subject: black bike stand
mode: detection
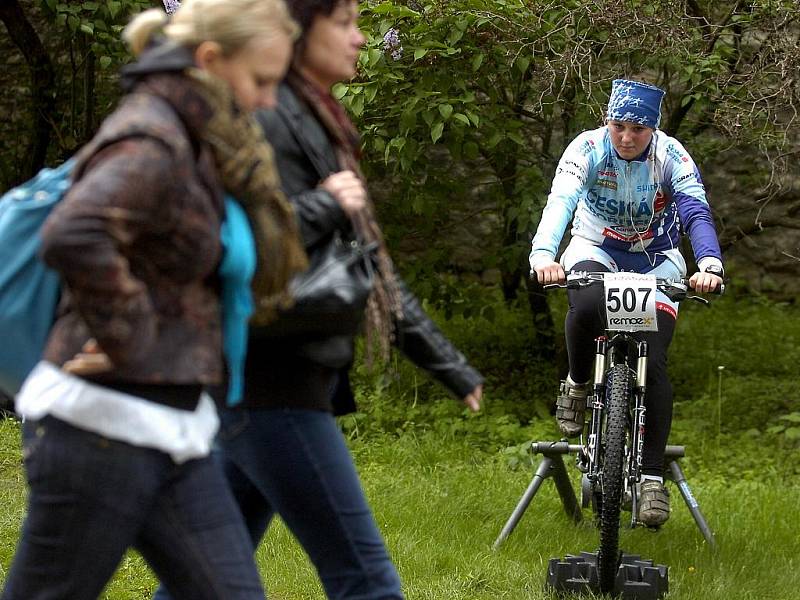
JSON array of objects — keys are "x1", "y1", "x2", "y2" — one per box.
[
  {"x1": 545, "y1": 551, "x2": 669, "y2": 599},
  {"x1": 492, "y1": 441, "x2": 717, "y2": 550}
]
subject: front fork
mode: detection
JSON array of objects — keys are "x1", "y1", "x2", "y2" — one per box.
[
  {"x1": 582, "y1": 336, "x2": 649, "y2": 525},
  {"x1": 585, "y1": 337, "x2": 608, "y2": 483},
  {"x1": 629, "y1": 340, "x2": 648, "y2": 525}
]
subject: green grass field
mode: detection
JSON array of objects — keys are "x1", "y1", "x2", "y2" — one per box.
[
  {"x1": 1, "y1": 418, "x2": 799, "y2": 599},
  {"x1": 1, "y1": 293, "x2": 799, "y2": 598}
]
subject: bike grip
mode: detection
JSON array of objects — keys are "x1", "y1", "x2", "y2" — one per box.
[
  {"x1": 683, "y1": 278, "x2": 726, "y2": 295},
  {"x1": 696, "y1": 281, "x2": 725, "y2": 295}
]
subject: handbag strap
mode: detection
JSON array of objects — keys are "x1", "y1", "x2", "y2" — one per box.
[{"x1": 276, "y1": 97, "x2": 335, "y2": 182}]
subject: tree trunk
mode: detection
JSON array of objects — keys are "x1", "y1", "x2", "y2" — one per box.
[
  {"x1": 0, "y1": 0, "x2": 56, "y2": 183},
  {"x1": 80, "y1": 32, "x2": 96, "y2": 144},
  {"x1": 523, "y1": 273, "x2": 561, "y2": 362}
]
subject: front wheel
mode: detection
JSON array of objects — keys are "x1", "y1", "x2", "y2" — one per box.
[{"x1": 597, "y1": 363, "x2": 631, "y2": 593}]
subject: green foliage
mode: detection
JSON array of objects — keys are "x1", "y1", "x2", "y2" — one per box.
[
  {"x1": 764, "y1": 412, "x2": 800, "y2": 447},
  {"x1": 42, "y1": 0, "x2": 149, "y2": 70},
  {"x1": 669, "y1": 295, "x2": 800, "y2": 456},
  {"x1": 340, "y1": 0, "x2": 800, "y2": 315},
  {"x1": 344, "y1": 1, "x2": 560, "y2": 304},
  {"x1": 347, "y1": 289, "x2": 560, "y2": 435},
  {"x1": 33, "y1": 0, "x2": 151, "y2": 156}
]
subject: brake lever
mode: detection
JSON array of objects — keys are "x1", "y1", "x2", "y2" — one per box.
[{"x1": 687, "y1": 294, "x2": 710, "y2": 306}]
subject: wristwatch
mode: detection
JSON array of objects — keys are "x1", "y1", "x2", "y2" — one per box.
[{"x1": 703, "y1": 264, "x2": 724, "y2": 278}]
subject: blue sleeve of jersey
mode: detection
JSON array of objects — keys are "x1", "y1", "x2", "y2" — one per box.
[{"x1": 667, "y1": 149, "x2": 722, "y2": 262}]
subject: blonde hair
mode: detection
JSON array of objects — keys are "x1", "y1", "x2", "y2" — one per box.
[{"x1": 124, "y1": 0, "x2": 299, "y2": 57}]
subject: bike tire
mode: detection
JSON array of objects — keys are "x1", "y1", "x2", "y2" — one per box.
[{"x1": 597, "y1": 363, "x2": 631, "y2": 593}]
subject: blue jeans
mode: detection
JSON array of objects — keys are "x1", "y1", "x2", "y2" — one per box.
[
  {"x1": 2, "y1": 415, "x2": 264, "y2": 600},
  {"x1": 153, "y1": 408, "x2": 403, "y2": 600}
]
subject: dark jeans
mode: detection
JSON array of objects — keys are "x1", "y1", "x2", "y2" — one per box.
[
  {"x1": 566, "y1": 260, "x2": 676, "y2": 477},
  {"x1": 1, "y1": 415, "x2": 264, "y2": 600},
  {"x1": 153, "y1": 408, "x2": 403, "y2": 600}
]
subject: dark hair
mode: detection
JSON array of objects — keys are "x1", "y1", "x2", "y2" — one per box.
[{"x1": 285, "y1": 0, "x2": 340, "y2": 37}]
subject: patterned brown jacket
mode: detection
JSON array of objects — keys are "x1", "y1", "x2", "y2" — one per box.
[{"x1": 41, "y1": 75, "x2": 226, "y2": 387}]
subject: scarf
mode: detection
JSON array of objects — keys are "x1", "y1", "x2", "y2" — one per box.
[
  {"x1": 286, "y1": 70, "x2": 403, "y2": 361},
  {"x1": 183, "y1": 69, "x2": 308, "y2": 324}
]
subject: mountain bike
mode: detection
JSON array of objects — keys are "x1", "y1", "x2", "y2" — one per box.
[{"x1": 545, "y1": 271, "x2": 722, "y2": 593}]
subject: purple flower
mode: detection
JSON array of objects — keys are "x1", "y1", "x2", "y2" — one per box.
[
  {"x1": 162, "y1": 0, "x2": 181, "y2": 14},
  {"x1": 382, "y1": 27, "x2": 403, "y2": 61}
]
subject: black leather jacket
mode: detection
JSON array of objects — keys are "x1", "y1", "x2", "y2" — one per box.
[
  {"x1": 245, "y1": 84, "x2": 482, "y2": 411},
  {"x1": 241, "y1": 84, "x2": 483, "y2": 413}
]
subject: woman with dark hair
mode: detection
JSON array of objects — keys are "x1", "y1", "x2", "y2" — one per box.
[{"x1": 151, "y1": 1, "x2": 484, "y2": 598}]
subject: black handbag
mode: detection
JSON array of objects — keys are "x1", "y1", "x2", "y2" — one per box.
[{"x1": 257, "y1": 232, "x2": 377, "y2": 337}]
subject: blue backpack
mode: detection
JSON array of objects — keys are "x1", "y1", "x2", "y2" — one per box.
[{"x1": 0, "y1": 160, "x2": 74, "y2": 396}]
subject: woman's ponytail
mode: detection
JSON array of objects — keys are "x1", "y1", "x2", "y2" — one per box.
[{"x1": 123, "y1": 9, "x2": 169, "y2": 56}]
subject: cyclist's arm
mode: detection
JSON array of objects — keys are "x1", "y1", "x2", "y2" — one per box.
[
  {"x1": 529, "y1": 133, "x2": 595, "y2": 271},
  {"x1": 665, "y1": 138, "x2": 724, "y2": 275}
]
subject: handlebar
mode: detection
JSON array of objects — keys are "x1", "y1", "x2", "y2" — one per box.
[{"x1": 543, "y1": 271, "x2": 724, "y2": 304}]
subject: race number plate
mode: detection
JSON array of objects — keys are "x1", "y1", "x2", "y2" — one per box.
[{"x1": 603, "y1": 272, "x2": 658, "y2": 332}]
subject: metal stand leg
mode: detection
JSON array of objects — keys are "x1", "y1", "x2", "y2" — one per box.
[
  {"x1": 494, "y1": 442, "x2": 585, "y2": 550},
  {"x1": 550, "y1": 454, "x2": 582, "y2": 524},
  {"x1": 493, "y1": 456, "x2": 554, "y2": 549},
  {"x1": 667, "y1": 459, "x2": 717, "y2": 550}
]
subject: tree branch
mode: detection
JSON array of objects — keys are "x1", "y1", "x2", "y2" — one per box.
[{"x1": 664, "y1": 0, "x2": 745, "y2": 136}]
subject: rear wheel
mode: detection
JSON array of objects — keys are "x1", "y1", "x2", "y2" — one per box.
[{"x1": 597, "y1": 363, "x2": 631, "y2": 593}]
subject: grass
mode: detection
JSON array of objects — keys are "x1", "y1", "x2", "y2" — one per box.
[
  {"x1": 1, "y1": 293, "x2": 799, "y2": 598},
  {"x1": 1, "y1": 419, "x2": 799, "y2": 599}
]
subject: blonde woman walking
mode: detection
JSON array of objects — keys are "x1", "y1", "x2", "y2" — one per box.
[{"x1": 1, "y1": 1, "x2": 300, "y2": 598}]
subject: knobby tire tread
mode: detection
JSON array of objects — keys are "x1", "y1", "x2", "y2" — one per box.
[{"x1": 597, "y1": 363, "x2": 630, "y2": 593}]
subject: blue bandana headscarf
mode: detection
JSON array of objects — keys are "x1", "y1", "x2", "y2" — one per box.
[{"x1": 606, "y1": 79, "x2": 665, "y2": 129}]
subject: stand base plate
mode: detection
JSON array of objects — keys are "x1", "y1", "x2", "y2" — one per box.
[{"x1": 545, "y1": 551, "x2": 668, "y2": 599}]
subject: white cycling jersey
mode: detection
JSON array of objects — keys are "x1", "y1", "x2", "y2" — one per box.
[{"x1": 530, "y1": 126, "x2": 723, "y2": 274}]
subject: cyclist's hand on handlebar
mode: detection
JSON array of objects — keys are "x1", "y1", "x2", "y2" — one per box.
[
  {"x1": 533, "y1": 261, "x2": 566, "y2": 285},
  {"x1": 689, "y1": 271, "x2": 723, "y2": 294}
]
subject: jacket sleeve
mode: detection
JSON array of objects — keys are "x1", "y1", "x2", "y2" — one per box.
[
  {"x1": 393, "y1": 279, "x2": 484, "y2": 399},
  {"x1": 40, "y1": 138, "x2": 177, "y2": 367},
  {"x1": 290, "y1": 188, "x2": 350, "y2": 249}
]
